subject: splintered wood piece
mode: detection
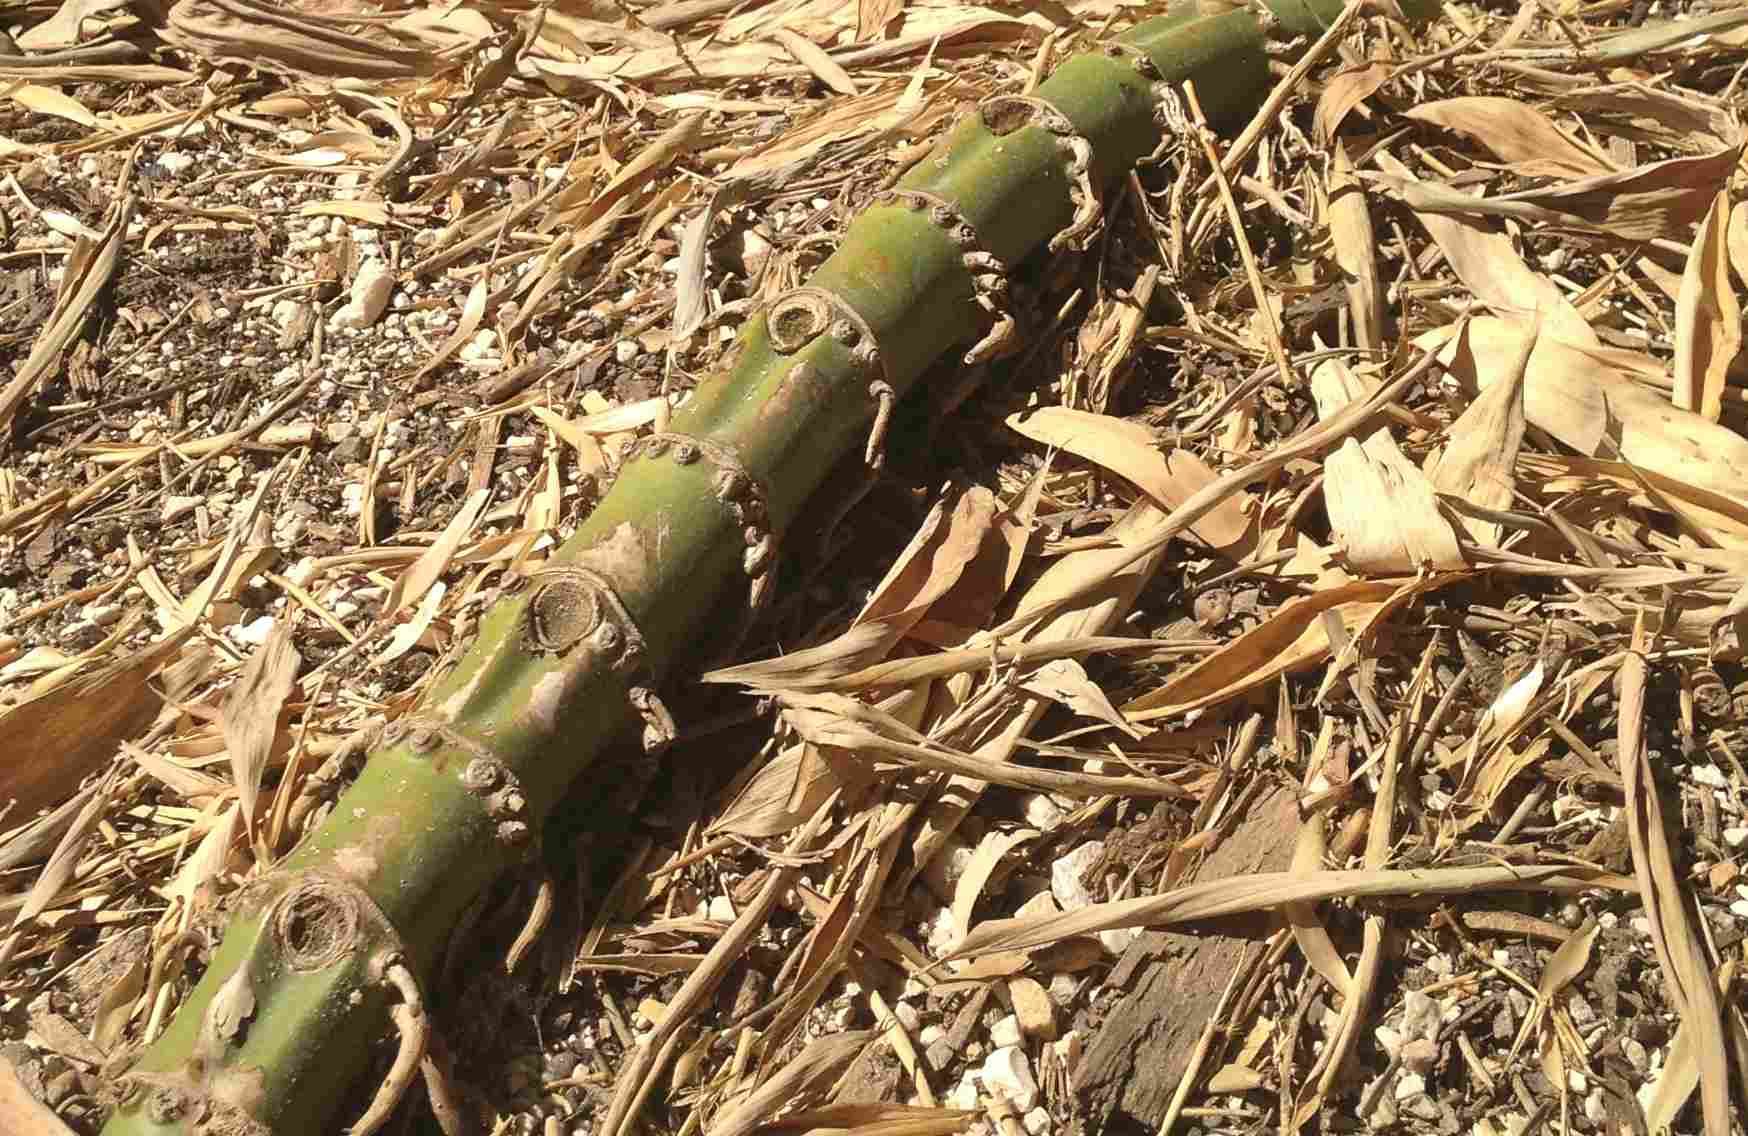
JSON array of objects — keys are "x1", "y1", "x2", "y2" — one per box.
[{"x1": 1072, "y1": 783, "x2": 1298, "y2": 1130}]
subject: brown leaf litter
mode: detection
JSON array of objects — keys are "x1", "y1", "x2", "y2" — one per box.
[{"x1": 5, "y1": 2, "x2": 1748, "y2": 1136}]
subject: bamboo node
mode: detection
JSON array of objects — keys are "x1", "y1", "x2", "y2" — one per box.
[
  {"x1": 623, "y1": 432, "x2": 778, "y2": 606},
  {"x1": 1101, "y1": 39, "x2": 1163, "y2": 79},
  {"x1": 880, "y1": 188, "x2": 1018, "y2": 365},
  {"x1": 275, "y1": 877, "x2": 363, "y2": 972},
  {"x1": 977, "y1": 94, "x2": 1102, "y2": 252}
]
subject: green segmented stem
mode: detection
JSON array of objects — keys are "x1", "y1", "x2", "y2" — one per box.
[{"x1": 102, "y1": 4, "x2": 1420, "y2": 1133}]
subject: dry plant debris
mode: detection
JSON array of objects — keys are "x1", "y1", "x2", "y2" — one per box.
[{"x1": 3, "y1": 1, "x2": 1748, "y2": 1135}]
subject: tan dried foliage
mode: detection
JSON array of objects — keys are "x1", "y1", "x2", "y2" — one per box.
[{"x1": 6, "y1": 2, "x2": 1748, "y2": 1135}]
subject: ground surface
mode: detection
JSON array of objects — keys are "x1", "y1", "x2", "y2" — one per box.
[{"x1": 3, "y1": 1, "x2": 1748, "y2": 1135}]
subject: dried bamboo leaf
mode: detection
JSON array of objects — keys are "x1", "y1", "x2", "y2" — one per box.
[
  {"x1": 0, "y1": 629, "x2": 190, "y2": 821},
  {"x1": 10, "y1": 774, "x2": 110, "y2": 930},
  {"x1": 1123, "y1": 580, "x2": 1403, "y2": 723},
  {"x1": 1404, "y1": 97, "x2": 1616, "y2": 178},
  {"x1": 385, "y1": 488, "x2": 490, "y2": 618},
  {"x1": 1287, "y1": 812, "x2": 1353, "y2": 997},
  {"x1": 707, "y1": 1031, "x2": 875, "y2": 1136},
  {"x1": 1321, "y1": 404, "x2": 1465, "y2": 573},
  {"x1": 1326, "y1": 142, "x2": 1381, "y2": 354},
  {"x1": 1617, "y1": 622, "x2": 1731, "y2": 1136},
  {"x1": 950, "y1": 827, "x2": 1036, "y2": 940},
  {"x1": 1538, "y1": 917, "x2": 1600, "y2": 1002},
  {"x1": 1424, "y1": 317, "x2": 1748, "y2": 499},
  {"x1": 1429, "y1": 318, "x2": 1534, "y2": 549},
  {"x1": 1593, "y1": 6, "x2": 1748, "y2": 62},
  {"x1": 408, "y1": 278, "x2": 488, "y2": 390},
  {"x1": 0, "y1": 193, "x2": 133, "y2": 436},
  {"x1": 9, "y1": 83, "x2": 98, "y2": 127},
  {"x1": 221, "y1": 619, "x2": 300, "y2": 845},
  {"x1": 1313, "y1": 60, "x2": 1390, "y2": 143},
  {"x1": 161, "y1": 0, "x2": 450, "y2": 78},
  {"x1": 857, "y1": 488, "x2": 998, "y2": 631},
  {"x1": 778, "y1": 693, "x2": 1190, "y2": 800},
  {"x1": 1005, "y1": 408, "x2": 1252, "y2": 551},
  {"x1": 162, "y1": 803, "x2": 241, "y2": 910},
  {"x1": 1016, "y1": 658, "x2": 1142, "y2": 738},
  {"x1": 951, "y1": 864, "x2": 1625, "y2": 960},
  {"x1": 1375, "y1": 152, "x2": 1596, "y2": 346},
  {"x1": 1379, "y1": 148, "x2": 1738, "y2": 242},
  {"x1": 1673, "y1": 191, "x2": 1741, "y2": 423}
]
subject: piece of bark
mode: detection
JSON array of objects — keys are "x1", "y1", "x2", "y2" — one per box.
[
  {"x1": 0, "y1": 1048, "x2": 75, "y2": 1136},
  {"x1": 1072, "y1": 782, "x2": 1298, "y2": 1133}
]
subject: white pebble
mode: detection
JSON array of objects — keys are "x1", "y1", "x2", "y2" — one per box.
[
  {"x1": 331, "y1": 261, "x2": 395, "y2": 329},
  {"x1": 982, "y1": 1047, "x2": 1039, "y2": 1111},
  {"x1": 1050, "y1": 843, "x2": 1104, "y2": 912}
]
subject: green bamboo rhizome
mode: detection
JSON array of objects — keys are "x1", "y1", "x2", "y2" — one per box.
[{"x1": 103, "y1": 4, "x2": 1404, "y2": 1133}]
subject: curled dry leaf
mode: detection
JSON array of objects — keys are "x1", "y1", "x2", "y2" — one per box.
[
  {"x1": 1423, "y1": 318, "x2": 1748, "y2": 502},
  {"x1": 1312, "y1": 356, "x2": 1464, "y2": 573},
  {"x1": 1376, "y1": 152, "x2": 1597, "y2": 347},
  {"x1": 1380, "y1": 147, "x2": 1740, "y2": 242},
  {"x1": 1404, "y1": 97, "x2": 1616, "y2": 178},
  {"x1": 1005, "y1": 407, "x2": 1252, "y2": 552},
  {"x1": 1123, "y1": 579, "x2": 1404, "y2": 723},
  {"x1": 1326, "y1": 142, "x2": 1382, "y2": 354},
  {"x1": 1673, "y1": 191, "x2": 1742, "y2": 423},
  {"x1": 1617, "y1": 624, "x2": 1732, "y2": 1136},
  {"x1": 1429, "y1": 318, "x2": 1534, "y2": 549},
  {"x1": 1313, "y1": 60, "x2": 1391, "y2": 143},
  {"x1": 162, "y1": 0, "x2": 451, "y2": 79},
  {"x1": 221, "y1": 618, "x2": 301, "y2": 844}
]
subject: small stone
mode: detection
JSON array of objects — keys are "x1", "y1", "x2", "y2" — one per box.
[
  {"x1": 615, "y1": 339, "x2": 640, "y2": 363},
  {"x1": 233, "y1": 615, "x2": 277, "y2": 646},
  {"x1": 157, "y1": 152, "x2": 195, "y2": 175},
  {"x1": 918, "y1": 1024, "x2": 944, "y2": 1046},
  {"x1": 1693, "y1": 764, "x2": 1730, "y2": 789},
  {"x1": 893, "y1": 1001, "x2": 921, "y2": 1034},
  {"x1": 1366, "y1": 1089, "x2": 1397, "y2": 1129},
  {"x1": 1050, "y1": 843, "x2": 1104, "y2": 911},
  {"x1": 1007, "y1": 976, "x2": 1058, "y2": 1040},
  {"x1": 951, "y1": 1072, "x2": 980, "y2": 1111},
  {"x1": 1401, "y1": 990, "x2": 1439, "y2": 1044},
  {"x1": 707, "y1": 895, "x2": 736, "y2": 922},
  {"x1": 1400, "y1": 1038, "x2": 1438, "y2": 1076},
  {"x1": 1394, "y1": 1071, "x2": 1426, "y2": 1104},
  {"x1": 924, "y1": 904, "x2": 959, "y2": 958},
  {"x1": 1022, "y1": 793, "x2": 1068, "y2": 831},
  {"x1": 982, "y1": 1047, "x2": 1039, "y2": 1111},
  {"x1": 272, "y1": 298, "x2": 305, "y2": 331},
  {"x1": 1023, "y1": 1107, "x2": 1051, "y2": 1136},
  {"x1": 1098, "y1": 928, "x2": 1138, "y2": 956},
  {"x1": 1726, "y1": 826, "x2": 1748, "y2": 848},
  {"x1": 1374, "y1": 1026, "x2": 1404, "y2": 1058},
  {"x1": 926, "y1": 1039, "x2": 955, "y2": 1073},
  {"x1": 990, "y1": 1014, "x2": 1023, "y2": 1049},
  {"x1": 330, "y1": 260, "x2": 395, "y2": 329},
  {"x1": 1406, "y1": 1094, "x2": 1440, "y2": 1122}
]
